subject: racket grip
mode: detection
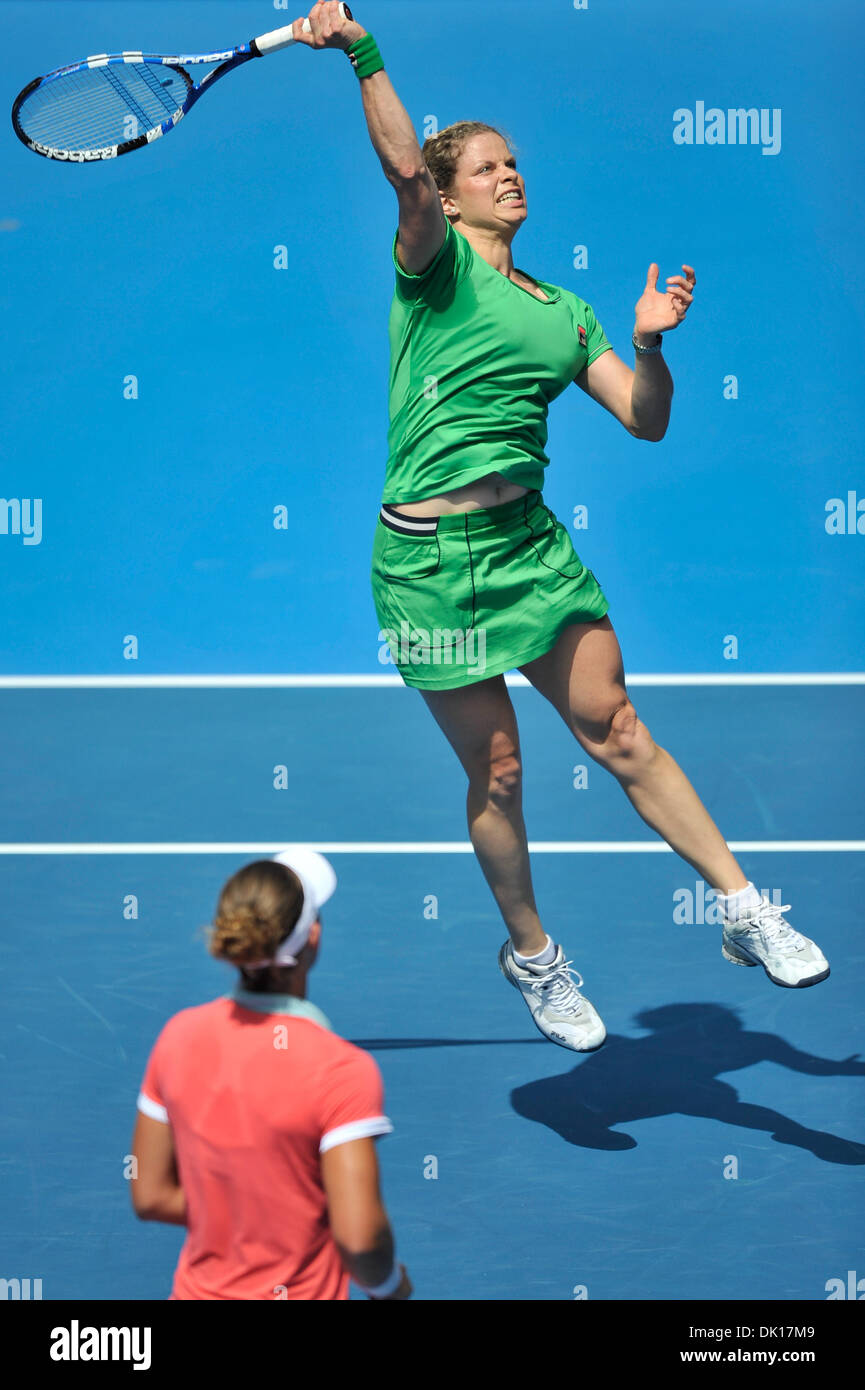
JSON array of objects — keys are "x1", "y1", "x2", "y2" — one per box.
[{"x1": 254, "y1": 4, "x2": 352, "y2": 55}]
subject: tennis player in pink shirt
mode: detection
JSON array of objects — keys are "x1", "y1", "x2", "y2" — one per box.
[{"x1": 130, "y1": 848, "x2": 411, "y2": 1301}]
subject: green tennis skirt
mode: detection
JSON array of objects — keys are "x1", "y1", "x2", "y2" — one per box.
[{"x1": 371, "y1": 490, "x2": 609, "y2": 690}]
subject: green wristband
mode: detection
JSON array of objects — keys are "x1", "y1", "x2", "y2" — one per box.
[{"x1": 346, "y1": 32, "x2": 384, "y2": 78}]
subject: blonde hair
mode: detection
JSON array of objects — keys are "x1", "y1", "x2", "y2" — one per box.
[
  {"x1": 421, "y1": 121, "x2": 518, "y2": 197},
  {"x1": 208, "y1": 860, "x2": 303, "y2": 975}
]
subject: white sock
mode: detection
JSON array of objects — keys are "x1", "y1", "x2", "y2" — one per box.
[
  {"x1": 717, "y1": 881, "x2": 762, "y2": 923},
  {"x1": 513, "y1": 935, "x2": 557, "y2": 967}
]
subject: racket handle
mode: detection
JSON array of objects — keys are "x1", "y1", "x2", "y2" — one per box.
[{"x1": 254, "y1": 4, "x2": 352, "y2": 55}]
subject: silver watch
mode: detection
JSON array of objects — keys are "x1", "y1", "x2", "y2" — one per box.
[{"x1": 633, "y1": 332, "x2": 663, "y2": 355}]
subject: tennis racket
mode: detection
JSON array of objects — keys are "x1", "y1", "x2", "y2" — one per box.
[{"x1": 12, "y1": 3, "x2": 353, "y2": 163}]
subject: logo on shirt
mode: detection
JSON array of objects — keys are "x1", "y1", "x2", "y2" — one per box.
[{"x1": 578, "y1": 326, "x2": 587, "y2": 349}]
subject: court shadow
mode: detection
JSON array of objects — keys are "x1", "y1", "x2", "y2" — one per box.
[{"x1": 509, "y1": 1003, "x2": 865, "y2": 1164}]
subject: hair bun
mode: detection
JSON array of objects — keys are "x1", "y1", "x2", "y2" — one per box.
[
  {"x1": 210, "y1": 904, "x2": 279, "y2": 964},
  {"x1": 208, "y1": 859, "x2": 305, "y2": 970}
]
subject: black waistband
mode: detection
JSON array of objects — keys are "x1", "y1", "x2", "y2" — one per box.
[
  {"x1": 379, "y1": 504, "x2": 438, "y2": 536},
  {"x1": 380, "y1": 491, "x2": 543, "y2": 536}
]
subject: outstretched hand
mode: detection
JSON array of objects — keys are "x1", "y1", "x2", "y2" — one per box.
[
  {"x1": 635, "y1": 263, "x2": 696, "y2": 335},
  {"x1": 292, "y1": 1, "x2": 365, "y2": 50}
]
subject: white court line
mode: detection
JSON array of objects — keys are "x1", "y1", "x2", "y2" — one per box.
[
  {"x1": 0, "y1": 673, "x2": 863, "y2": 689},
  {"x1": 0, "y1": 841, "x2": 862, "y2": 855}
]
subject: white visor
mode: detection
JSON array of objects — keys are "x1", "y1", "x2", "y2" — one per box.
[{"x1": 268, "y1": 847, "x2": 337, "y2": 966}]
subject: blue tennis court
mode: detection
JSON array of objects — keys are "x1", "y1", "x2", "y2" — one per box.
[{"x1": 2, "y1": 678, "x2": 863, "y2": 1300}]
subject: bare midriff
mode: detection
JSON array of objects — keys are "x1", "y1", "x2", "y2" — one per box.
[{"x1": 392, "y1": 473, "x2": 530, "y2": 517}]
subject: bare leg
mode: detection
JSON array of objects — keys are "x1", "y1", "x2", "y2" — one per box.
[
  {"x1": 421, "y1": 676, "x2": 547, "y2": 955},
  {"x1": 521, "y1": 617, "x2": 748, "y2": 894}
]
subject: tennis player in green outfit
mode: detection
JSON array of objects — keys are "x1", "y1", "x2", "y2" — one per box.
[{"x1": 295, "y1": 4, "x2": 830, "y2": 1051}]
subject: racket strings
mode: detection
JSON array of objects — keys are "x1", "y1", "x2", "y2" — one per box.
[
  {"x1": 134, "y1": 61, "x2": 190, "y2": 115},
  {"x1": 17, "y1": 62, "x2": 191, "y2": 152},
  {"x1": 101, "y1": 65, "x2": 159, "y2": 137}
]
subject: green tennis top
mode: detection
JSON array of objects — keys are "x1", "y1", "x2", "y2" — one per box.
[{"x1": 383, "y1": 219, "x2": 612, "y2": 505}]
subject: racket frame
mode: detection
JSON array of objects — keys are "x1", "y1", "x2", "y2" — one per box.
[
  {"x1": 11, "y1": 44, "x2": 261, "y2": 162},
  {"x1": 11, "y1": 9, "x2": 350, "y2": 163}
]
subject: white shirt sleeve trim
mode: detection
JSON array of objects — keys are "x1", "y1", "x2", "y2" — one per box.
[
  {"x1": 319, "y1": 1115, "x2": 393, "y2": 1153},
  {"x1": 137, "y1": 1090, "x2": 169, "y2": 1124}
]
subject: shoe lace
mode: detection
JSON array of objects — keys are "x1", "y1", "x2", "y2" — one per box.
[
  {"x1": 747, "y1": 899, "x2": 798, "y2": 950},
  {"x1": 533, "y1": 958, "x2": 586, "y2": 1017}
]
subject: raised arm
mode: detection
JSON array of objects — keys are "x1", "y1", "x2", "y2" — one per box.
[
  {"x1": 292, "y1": 2, "x2": 446, "y2": 273},
  {"x1": 575, "y1": 347, "x2": 672, "y2": 442},
  {"x1": 574, "y1": 262, "x2": 696, "y2": 440}
]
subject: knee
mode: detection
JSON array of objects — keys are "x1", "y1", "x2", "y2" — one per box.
[
  {"x1": 594, "y1": 699, "x2": 656, "y2": 766},
  {"x1": 472, "y1": 749, "x2": 522, "y2": 811}
]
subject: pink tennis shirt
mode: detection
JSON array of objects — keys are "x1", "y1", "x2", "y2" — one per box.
[{"x1": 137, "y1": 988, "x2": 393, "y2": 1301}]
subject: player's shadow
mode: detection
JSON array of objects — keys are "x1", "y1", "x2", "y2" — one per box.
[{"x1": 510, "y1": 1003, "x2": 865, "y2": 1165}]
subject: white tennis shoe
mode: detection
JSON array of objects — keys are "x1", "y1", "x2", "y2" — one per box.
[
  {"x1": 499, "y1": 942, "x2": 607, "y2": 1051},
  {"x1": 722, "y1": 895, "x2": 830, "y2": 988}
]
